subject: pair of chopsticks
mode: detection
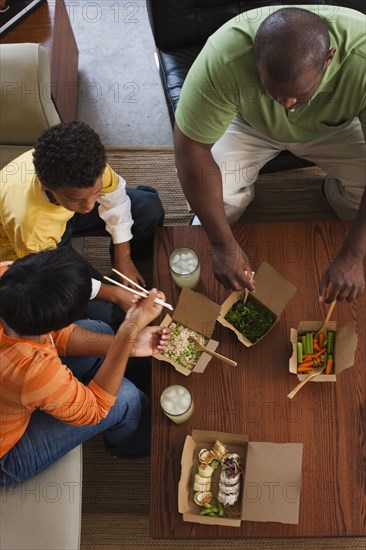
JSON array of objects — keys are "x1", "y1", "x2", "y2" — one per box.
[{"x1": 104, "y1": 269, "x2": 173, "y2": 311}]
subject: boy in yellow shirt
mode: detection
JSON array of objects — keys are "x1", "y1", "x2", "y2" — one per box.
[{"x1": 0, "y1": 121, "x2": 164, "y2": 329}]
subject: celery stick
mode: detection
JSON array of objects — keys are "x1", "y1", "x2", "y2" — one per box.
[
  {"x1": 297, "y1": 342, "x2": 303, "y2": 363},
  {"x1": 301, "y1": 335, "x2": 307, "y2": 354},
  {"x1": 327, "y1": 331, "x2": 335, "y2": 354},
  {"x1": 307, "y1": 332, "x2": 313, "y2": 354}
]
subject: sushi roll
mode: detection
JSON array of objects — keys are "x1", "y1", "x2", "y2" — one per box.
[
  {"x1": 198, "y1": 463, "x2": 214, "y2": 478},
  {"x1": 193, "y1": 491, "x2": 212, "y2": 506},
  {"x1": 220, "y1": 469, "x2": 241, "y2": 486},
  {"x1": 217, "y1": 491, "x2": 239, "y2": 506},
  {"x1": 212, "y1": 440, "x2": 229, "y2": 460},
  {"x1": 219, "y1": 481, "x2": 240, "y2": 495},
  {"x1": 198, "y1": 449, "x2": 214, "y2": 464},
  {"x1": 193, "y1": 474, "x2": 211, "y2": 492}
]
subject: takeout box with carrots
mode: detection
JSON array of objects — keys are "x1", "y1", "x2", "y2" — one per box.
[
  {"x1": 289, "y1": 320, "x2": 357, "y2": 381},
  {"x1": 218, "y1": 261, "x2": 297, "y2": 347},
  {"x1": 154, "y1": 288, "x2": 221, "y2": 376},
  {"x1": 178, "y1": 429, "x2": 303, "y2": 527}
]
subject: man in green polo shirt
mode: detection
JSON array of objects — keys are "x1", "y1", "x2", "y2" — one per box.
[{"x1": 174, "y1": 5, "x2": 366, "y2": 303}]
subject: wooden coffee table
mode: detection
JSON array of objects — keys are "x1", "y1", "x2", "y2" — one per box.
[
  {"x1": 151, "y1": 221, "x2": 366, "y2": 538},
  {"x1": 0, "y1": 0, "x2": 78, "y2": 122}
]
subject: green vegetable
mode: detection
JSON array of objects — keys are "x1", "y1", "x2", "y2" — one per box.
[
  {"x1": 306, "y1": 332, "x2": 313, "y2": 354},
  {"x1": 301, "y1": 335, "x2": 308, "y2": 354},
  {"x1": 200, "y1": 506, "x2": 218, "y2": 515},
  {"x1": 327, "y1": 331, "x2": 335, "y2": 354},
  {"x1": 225, "y1": 295, "x2": 276, "y2": 343},
  {"x1": 210, "y1": 459, "x2": 219, "y2": 469},
  {"x1": 297, "y1": 342, "x2": 303, "y2": 364}
]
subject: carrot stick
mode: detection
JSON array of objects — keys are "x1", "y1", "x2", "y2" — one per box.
[
  {"x1": 297, "y1": 366, "x2": 315, "y2": 373},
  {"x1": 318, "y1": 332, "x2": 324, "y2": 348},
  {"x1": 325, "y1": 356, "x2": 334, "y2": 375},
  {"x1": 303, "y1": 348, "x2": 326, "y2": 359},
  {"x1": 313, "y1": 342, "x2": 321, "y2": 352},
  {"x1": 297, "y1": 360, "x2": 315, "y2": 368}
]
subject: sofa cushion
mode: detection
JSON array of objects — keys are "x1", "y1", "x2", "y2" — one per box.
[{"x1": 0, "y1": 446, "x2": 82, "y2": 550}]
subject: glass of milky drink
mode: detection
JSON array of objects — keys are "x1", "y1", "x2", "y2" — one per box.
[
  {"x1": 160, "y1": 385, "x2": 194, "y2": 424},
  {"x1": 169, "y1": 248, "x2": 200, "y2": 289}
]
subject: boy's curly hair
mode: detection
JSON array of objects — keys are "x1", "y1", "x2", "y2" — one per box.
[{"x1": 33, "y1": 121, "x2": 107, "y2": 189}]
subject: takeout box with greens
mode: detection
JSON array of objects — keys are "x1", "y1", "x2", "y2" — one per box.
[
  {"x1": 289, "y1": 320, "x2": 357, "y2": 382},
  {"x1": 218, "y1": 262, "x2": 297, "y2": 347},
  {"x1": 154, "y1": 288, "x2": 221, "y2": 376},
  {"x1": 178, "y1": 429, "x2": 303, "y2": 527}
]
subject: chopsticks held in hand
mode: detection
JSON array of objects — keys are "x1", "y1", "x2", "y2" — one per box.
[
  {"x1": 243, "y1": 270, "x2": 255, "y2": 304},
  {"x1": 103, "y1": 268, "x2": 173, "y2": 311}
]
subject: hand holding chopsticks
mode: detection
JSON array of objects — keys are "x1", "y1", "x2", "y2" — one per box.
[{"x1": 103, "y1": 268, "x2": 173, "y2": 311}]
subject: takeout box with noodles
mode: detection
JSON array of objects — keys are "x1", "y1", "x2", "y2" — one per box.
[
  {"x1": 178, "y1": 429, "x2": 303, "y2": 527},
  {"x1": 289, "y1": 319, "x2": 357, "y2": 382},
  {"x1": 218, "y1": 261, "x2": 297, "y2": 347},
  {"x1": 154, "y1": 288, "x2": 221, "y2": 376}
]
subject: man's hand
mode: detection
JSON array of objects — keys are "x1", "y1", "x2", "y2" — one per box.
[
  {"x1": 113, "y1": 241, "x2": 146, "y2": 287},
  {"x1": 319, "y1": 252, "x2": 365, "y2": 303},
  {"x1": 116, "y1": 257, "x2": 146, "y2": 288},
  {"x1": 130, "y1": 326, "x2": 170, "y2": 357},
  {"x1": 212, "y1": 241, "x2": 255, "y2": 291}
]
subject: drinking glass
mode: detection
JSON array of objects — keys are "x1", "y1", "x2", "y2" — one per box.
[
  {"x1": 160, "y1": 384, "x2": 194, "y2": 424},
  {"x1": 169, "y1": 248, "x2": 200, "y2": 289}
]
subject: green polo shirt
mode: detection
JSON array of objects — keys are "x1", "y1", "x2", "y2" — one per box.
[{"x1": 175, "y1": 5, "x2": 366, "y2": 144}]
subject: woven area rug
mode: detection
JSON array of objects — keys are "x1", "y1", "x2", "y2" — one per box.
[
  {"x1": 80, "y1": 147, "x2": 359, "y2": 549},
  {"x1": 80, "y1": 146, "x2": 337, "y2": 272}
]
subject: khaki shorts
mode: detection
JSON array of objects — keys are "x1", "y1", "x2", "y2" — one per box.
[{"x1": 211, "y1": 116, "x2": 366, "y2": 222}]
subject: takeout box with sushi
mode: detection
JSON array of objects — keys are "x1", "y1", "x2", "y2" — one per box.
[
  {"x1": 154, "y1": 288, "x2": 221, "y2": 376},
  {"x1": 218, "y1": 261, "x2": 297, "y2": 347},
  {"x1": 178, "y1": 429, "x2": 303, "y2": 527},
  {"x1": 289, "y1": 319, "x2": 357, "y2": 382}
]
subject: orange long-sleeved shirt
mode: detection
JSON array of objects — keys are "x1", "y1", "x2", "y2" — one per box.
[{"x1": 0, "y1": 324, "x2": 116, "y2": 458}]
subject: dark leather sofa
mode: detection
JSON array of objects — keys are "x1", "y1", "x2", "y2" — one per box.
[{"x1": 146, "y1": 0, "x2": 365, "y2": 173}]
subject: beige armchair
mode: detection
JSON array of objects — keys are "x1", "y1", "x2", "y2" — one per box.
[{"x1": 0, "y1": 42, "x2": 61, "y2": 169}]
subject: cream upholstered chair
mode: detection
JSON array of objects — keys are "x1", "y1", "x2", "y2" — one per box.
[
  {"x1": 0, "y1": 42, "x2": 82, "y2": 550},
  {"x1": 0, "y1": 447, "x2": 82, "y2": 550},
  {"x1": 0, "y1": 42, "x2": 61, "y2": 169}
]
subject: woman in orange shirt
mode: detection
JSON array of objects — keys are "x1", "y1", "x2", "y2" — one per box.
[{"x1": 0, "y1": 248, "x2": 168, "y2": 485}]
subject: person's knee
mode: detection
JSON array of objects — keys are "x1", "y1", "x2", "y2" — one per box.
[
  {"x1": 112, "y1": 379, "x2": 150, "y2": 427},
  {"x1": 127, "y1": 186, "x2": 165, "y2": 236},
  {"x1": 74, "y1": 319, "x2": 114, "y2": 336}
]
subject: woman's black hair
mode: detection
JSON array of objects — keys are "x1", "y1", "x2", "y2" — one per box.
[
  {"x1": 0, "y1": 248, "x2": 92, "y2": 335},
  {"x1": 33, "y1": 121, "x2": 107, "y2": 190}
]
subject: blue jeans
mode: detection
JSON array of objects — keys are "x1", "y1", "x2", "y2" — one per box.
[{"x1": 0, "y1": 320, "x2": 150, "y2": 486}]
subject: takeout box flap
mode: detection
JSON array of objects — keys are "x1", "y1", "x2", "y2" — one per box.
[
  {"x1": 173, "y1": 288, "x2": 221, "y2": 339},
  {"x1": 178, "y1": 435, "x2": 195, "y2": 514},
  {"x1": 334, "y1": 320, "x2": 357, "y2": 374},
  {"x1": 242, "y1": 442, "x2": 303, "y2": 524},
  {"x1": 253, "y1": 261, "x2": 297, "y2": 317}
]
